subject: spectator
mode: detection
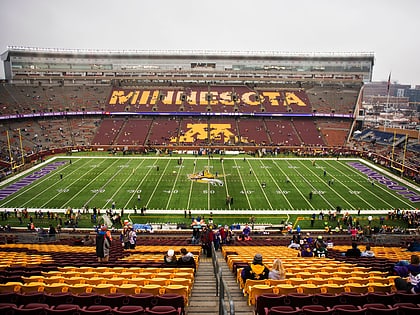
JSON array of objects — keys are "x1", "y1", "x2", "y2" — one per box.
[
  {"x1": 164, "y1": 249, "x2": 177, "y2": 266},
  {"x1": 360, "y1": 245, "x2": 375, "y2": 257},
  {"x1": 345, "y1": 242, "x2": 361, "y2": 257},
  {"x1": 395, "y1": 254, "x2": 420, "y2": 293},
  {"x1": 241, "y1": 253, "x2": 270, "y2": 283},
  {"x1": 96, "y1": 225, "x2": 111, "y2": 262},
  {"x1": 239, "y1": 223, "x2": 251, "y2": 241},
  {"x1": 128, "y1": 224, "x2": 137, "y2": 249},
  {"x1": 177, "y1": 248, "x2": 196, "y2": 271},
  {"x1": 298, "y1": 244, "x2": 314, "y2": 257},
  {"x1": 268, "y1": 258, "x2": 286, "y2": 280},
  {"x1": 313, "y1": 236, "x2": 328, "y2": 258}
]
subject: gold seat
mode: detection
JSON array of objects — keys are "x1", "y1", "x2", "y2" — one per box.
[
  {"x1": 368, "y1": 277, "x2": 390, "y2": 285},
  {"x1": 20, "y1": 282, "x2": 45, "y2": 293},
  {"x1": 243, "y1": 279, "x2": 267, "y2": 296},
  {"x1": 164, "y1": 285, "x2": 190, "y2": 305},
  {"x1": 43, "y1": 276, "x2": 65, "y2": 285},
  {"x1": 130, "y1": 278, "x2": 149, "y2": 286},
  {"x1": 0, "y1": 282, "x2": 22, "y2": 293},
  {"x1": 67, "y1": 283, "x2": 92, "y2": 294},
  {"x1": 348, "y1": 277, "x2": 370, "y2": 285},
  {"x1": 22, "y1": 276, "x2": 45, "y2": 284},
  {"x1": 106, "y1": 277, "x2": 127, "y2": 286},
  {"x1": 368, "y1": 283, "x2": 393, "y2": 293},
  {"x1": 299, "y1": 283, "x2": 322, "y2": 294},
  {"x1": 287, "y1": 278, "x2": 308, "y2": 286},
  {"x1": 115, "y1": 283, "x2": 140, "y2": 295},
  {"x1": 328, "y1": 277, "x2": 349, "y2": 286},
  {"x1": 84, "y1": 277, "x2": 106, "y2": 285},
  {"x1": 92, "y1": 283, "x2": 116, "y2": 294},
  {"x1": 43, "y1": 283, "x2": 69, "y2": 294},
  {"x1": 248, "y1": 285, "x2": 274, "y2": 305},
  {"x1": 276, "y1": 284, "x2": 298, "y2": 295},
  {"x1": 148, "y1": 277, "x2": 170, "y2": 286},
  {"x1": 140, "y1": 284, "x2": 162, "y2": 295},
  {"x1": 344, "y1": 283, "x2": 369, "y2": 294},
  {"x1": 320, "y1": 283, "x2": 345, "y2": 294},
  {"x1": 64, "y1": 277, "x2": 86, "y2": 285}
]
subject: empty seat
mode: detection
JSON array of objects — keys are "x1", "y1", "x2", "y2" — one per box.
[
  {"x1": 113, "y1": 305, "x2": 144, "y2": 315},
  {"x1": 145, "y1": 305, "x2": 179, "y2": 315},
  {"x1": 47, "y1": 304, "x2": 81, "y2": 315},
  {"x1": 80, "y1": 305, "x2": 113, "y2": 315}
]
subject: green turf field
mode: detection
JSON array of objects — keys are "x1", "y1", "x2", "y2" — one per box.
[{"x1": 0, "y1": 155, "x2": 418, "y2": 215}]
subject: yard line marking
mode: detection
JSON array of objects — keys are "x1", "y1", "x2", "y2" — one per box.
[
  {"x1": 336, "y1": 160, "x2": 413, "y2": 209},
  {"x1": 145, "y1": 159, "x2": 171, "y2": 209},
  {"x1": 220, "y1": 157, "x2": 230, "y2": 210},
  {"x1": 290, "y1": 160, "x2": 334, "y2": 209},
  {"x1": 271, "y1": 159, "x2": 314, "y2": 210},
  {"x1": 258, "y1": 159, "x2": 292, "y2": 210},
  {"x1": 186, "y1": 160, "x2": 196, "y2": 210},
  {"x1": 166, "y1": 160, "x2": 183, "y2": 210},
  {"x1": 123, "y1": 158, "x2": 149, "y2": 209},
  {"x1": 297, "y1": 160, "x2": 354, "y2": 209},
  {"x1": 68, "y1": 159, "x2": 123, "y2": 209},
  {"x1": 249, "y1": 160, "x2": 274, "y2": 210},
  {"x1": 101, "y1": 159, "x2": 136, "y2": 209},
  {"x1": 233, "y1": 159, "x2": 252, "y2": 209}
]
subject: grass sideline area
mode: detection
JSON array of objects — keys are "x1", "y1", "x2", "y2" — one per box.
[{"x1": 0, "y1": 154, "x2": 418, "y2": 231}]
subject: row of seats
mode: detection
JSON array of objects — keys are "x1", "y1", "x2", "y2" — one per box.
[
  {"x1": 20, "y1": 276, "x2": 192, "y2": 287},
  {"x1": 0, "y1": 291, "x2": 183, "y2": 308},
  {"x1": 264, "y1": 303, "x2": 420, "y2": 315},
  {"x1": 255, "y1": 292, "x2": 420, "y2": 315},
  {"x1": 0, "y1": 283, "x2": 190, "y2": 304},
  {"x1": 0, "y1": 303, "x2": 182, "y2": 315},
  {"x1": 244, "y1": 282, "x2": 395, "y2": 305}
]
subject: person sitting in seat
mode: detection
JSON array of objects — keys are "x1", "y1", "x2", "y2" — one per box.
[
  {"x1": 241, "y1": 253, "x2": 270, "y2": 283},
  {"x1": 177, "y1": 247, "x2": 196, "y2": 271},
  {"x1": 163, "y1": 249, "x2": 178, "y2": 266},
  {"x1": 345, "y1": 242, "x2": 361, "y2": 257}
]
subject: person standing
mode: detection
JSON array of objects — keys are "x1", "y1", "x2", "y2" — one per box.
[
  {"x1": 128, "y1": 224, "x2": 137, "y2": 249},
  {"x1": 96, "y1": 225, "x2": 112, "y2": 262}
]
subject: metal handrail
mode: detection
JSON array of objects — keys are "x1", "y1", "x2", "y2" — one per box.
[{"x1": 211, "y1": 244, "x2": 235, "y2": 315}]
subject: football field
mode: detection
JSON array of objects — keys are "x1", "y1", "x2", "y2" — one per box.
[{"x1": 0, "y1": 155, "x2": 419, "y2": 215}]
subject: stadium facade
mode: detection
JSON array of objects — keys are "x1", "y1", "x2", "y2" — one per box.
[{"x1": 0, "y1": 47, "x2": 417, "y2": 181}]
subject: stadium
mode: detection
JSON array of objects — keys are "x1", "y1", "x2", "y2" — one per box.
[{"x1": 0, "y1": 47, "x2": 419, "y2": 315}]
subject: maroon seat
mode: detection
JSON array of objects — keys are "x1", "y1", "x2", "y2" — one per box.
[
  {"x1": 256, "y1": 293, "x2": 285, "y2": 315},
  {"x1": 80, "y1": 305, "x2": 113, "y2": 315},
  {"x1": 145, "y1": 305, "x2": 180, "y2": 315},
  {"x1": 98, "y1": 293, "x2": 129, "y2": 308},
  {"x1": 154, "y1": 294, "x2": 184, "y2": 315},
  {"x1": 267, "y1": 306, "x2": 301, "y2": 315},
  {"x1": 127, "y1": 293, "x2": 155, "y2": 308},
  {"x1": 13, "y1": 303, "x2": 49, "y2": 315},
  {"x1": 113, "y1": 305, "x2": 145, "y2": 315},
  {"x1": 47, "y1": 304, "x2": 80, "y2": 315},
  {"x1": 301, "y1": 304, "x2": 333, "y2": 314}
]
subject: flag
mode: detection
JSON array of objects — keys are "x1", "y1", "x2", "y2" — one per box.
[{"x1": 387, "y1": 73, "x2": 391, "y2": 93}]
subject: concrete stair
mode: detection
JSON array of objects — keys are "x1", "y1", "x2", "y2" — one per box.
[{"x1": 186, "y1": 251, "x2": 254, "y2": 315}]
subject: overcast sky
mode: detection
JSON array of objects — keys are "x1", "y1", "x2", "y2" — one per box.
[{"x1": 1, "y1": 0, "x2": 419, "y2": 85}]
